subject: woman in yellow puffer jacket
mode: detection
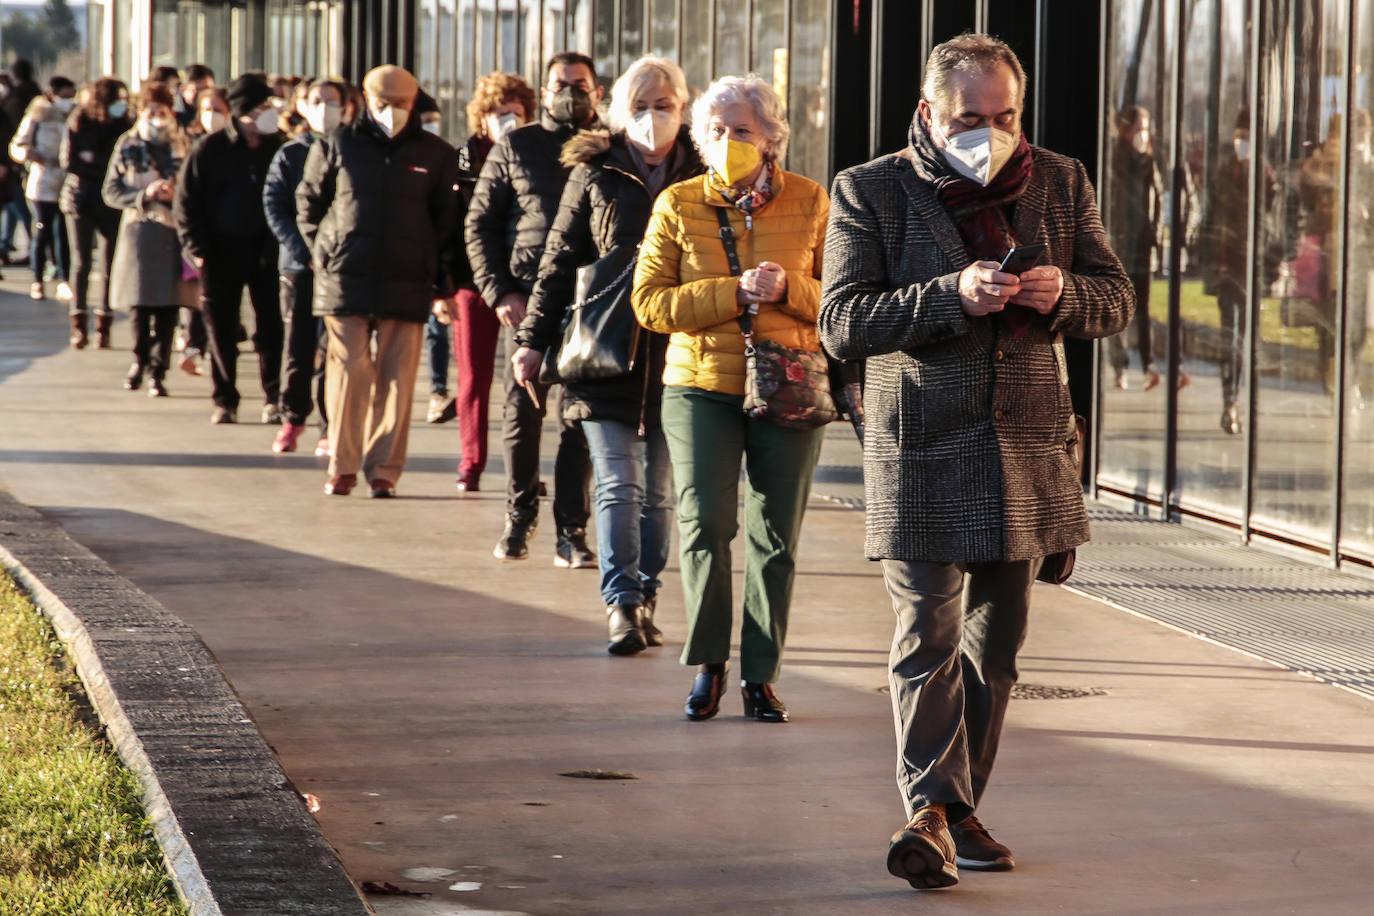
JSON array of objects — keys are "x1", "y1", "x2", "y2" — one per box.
[{"x1": 632, "y1": 74, "x2": 829, "y2": 725}]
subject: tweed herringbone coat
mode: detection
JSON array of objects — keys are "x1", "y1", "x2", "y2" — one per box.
[{"x1": 817, "y1": 145, "x2": 1133, "y2": 563}]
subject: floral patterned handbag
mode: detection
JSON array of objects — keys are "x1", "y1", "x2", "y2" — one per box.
[{"x1": 715, "y1": 208, "x2": 837, "y2": 430}]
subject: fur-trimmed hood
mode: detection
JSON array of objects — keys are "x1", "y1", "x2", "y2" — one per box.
[{"x1": 560, "y1": 128, "x2": 613, "y2": 168}]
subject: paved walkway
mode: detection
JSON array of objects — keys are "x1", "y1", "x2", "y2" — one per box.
[{"x1": 2, "y1": 280, "x2": 1373, "y2": 915}]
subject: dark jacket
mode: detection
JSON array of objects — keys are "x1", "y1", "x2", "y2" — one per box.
[
  {"x1": 818, "y1": 143, "x2": 1133, "y2": 564},
  {"x1": 520, "y1": 127, "x2": 703, "y2": 431},
  {"x1": 449, "y1": 133, "x2": 493, "y2": 292},
  {"x1": 173, "y1": 119, "x2": 283, "y2": 267},
  {"x1": 2, "y1": 79, "x2": 40, "y2": 145},
  {"x1": 465, "y1": 109, "x2": 602, "y2": 307},
  {"x1": 263, "y1": 133, "x2": 318, "y2": 273},
  {"x1": 295, "y1": 110, "x2": 460, "y2": 323},
  {"x1": 60, "y1": 109, "x2": 133, "y2": 215}
]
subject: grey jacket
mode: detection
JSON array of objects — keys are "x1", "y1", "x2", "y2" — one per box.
[
  {"x1": 103, "y1": 128, "x2": 188, "y2": 310},
  {"x1": 818, "y1": 145, "x2": 1133, "y2": 563}
]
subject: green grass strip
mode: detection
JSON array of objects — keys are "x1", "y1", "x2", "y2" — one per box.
[{"x1": 0, "y1": 571, "x2": 186, "y2": 915}]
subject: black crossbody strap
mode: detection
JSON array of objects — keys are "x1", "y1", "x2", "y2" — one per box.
[{"x1": 715, "y1": 206, "x2": 755, "y2": 341}]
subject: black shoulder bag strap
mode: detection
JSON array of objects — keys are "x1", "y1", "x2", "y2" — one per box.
[{"x1": 715, "y1": 206, "x2": 757, "y2": 349}]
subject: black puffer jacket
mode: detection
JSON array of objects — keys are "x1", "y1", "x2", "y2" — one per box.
[
  {"x1": 519, "y1": 127, "x2": 703, "y2": 431},
  {"x1": 465, "y1": 110, "x2": 601, "y2": 307},
  {"x1": 449, "y1": 133, "x2": 493, "y2": 292},
  {"x1": 174, "y1": 119, "x2": 283, "y2": 266},
  {"x1": 296, "y1": 109, "x2": 460, "y2": 323},
  {"x1": 60, "y1": 110, "x2": 133, "y2": 215}
]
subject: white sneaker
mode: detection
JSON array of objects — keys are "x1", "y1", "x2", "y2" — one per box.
[
  {"x1": 55, "y1": 281, "x2": 73, "y2": 301},
  {"x1": 29, "y1": 282, "x2": 43, "y2": 300}
]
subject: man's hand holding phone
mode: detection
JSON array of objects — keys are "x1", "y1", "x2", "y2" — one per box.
[
  {"x1": 959, "y1": 261, "x2": 1021, "y2": 317},
  {"x1": 1006, "y1": 266, "x2": 1063, "y2": 314}
]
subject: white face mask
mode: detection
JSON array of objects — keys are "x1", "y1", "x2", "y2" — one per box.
[
  {"x1": 53, "y1": 97, "x2": 76, "y2": 115},
  {"x1": 136, "y1": 118, "x2": 169, "y2": 142},
  {"x1": 933, "y1": 120, "x2": 1019, "y2": 186},
  {"x1": 200, "y1": 110, "x2": 227, "y2": 133},
  {"x1": 422, "y1": 120, "x2": 441, "y2": 135},
  {"x1": 626, "y1": 109, "x2": 679, "y2": 154},
  {"x1": 373, "y1": 104, "x2": 409, "y2": 138},
  {"x1": 254, "y1": 106, "x2": 280, "y2": 134},
  {"x1": 488, "y1": 111, "x2": 519, "y2": 142},
  {"x1": 305, "y1": 101, "x2": 341, "y2": 135},
  {"x1": 1234, "y1": 138, "x2": 1251, "y2": 162}
]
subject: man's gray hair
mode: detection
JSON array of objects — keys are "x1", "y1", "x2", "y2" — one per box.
[
  {"x1": 921, "y1": 33, "x2": 1027, "y2": 114},
  {"x1": 690, "y1": 74, "x2": 790, "y2": 162},
  {"x1": 607, "y1": 55, "x2": 689, "y2": 132}
]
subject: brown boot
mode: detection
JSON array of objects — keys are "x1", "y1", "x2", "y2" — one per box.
[
  {"x1": 95, "y1": 314, "x2": 112, "y2": 349},
  {"x1": 69, "y1": 313, "x2": 88, "y2": 349}
]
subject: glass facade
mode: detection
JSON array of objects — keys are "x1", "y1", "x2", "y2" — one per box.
[{"x1": 1098, "y1": 0, "x2": 1374, "y2": 568}]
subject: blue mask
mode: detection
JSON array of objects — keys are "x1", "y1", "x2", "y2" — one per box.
[{"x1": 108, "y1": 100, "x2": 128, "y2": 119}]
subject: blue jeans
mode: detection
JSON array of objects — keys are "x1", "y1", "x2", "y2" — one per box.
[
  {"x1": 581, "y1": 418, "x2": 674, "y2": 608},
  {"x1": 425, "y1": 312, "x2": 450, "y2": 394},
  {"x1": 1, "y1": 195, "x2": 30, "y2": 255}
]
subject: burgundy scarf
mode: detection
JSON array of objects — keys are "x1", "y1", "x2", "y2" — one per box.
[{"x1": 909, "y1": 114, "x2": 1037, "y2": 336}]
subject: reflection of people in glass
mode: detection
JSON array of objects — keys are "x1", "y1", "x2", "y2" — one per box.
[
  {"x1": 1201, "y1": 108, "x2": 1252, "y2": 433},
  {"x1": 1346, "y1": 110, "x2": 1371, "y2": 409},
  {"x1": 1293, "y1": 116, "x2": 1342, "y2": 397},
  {"x1": 1106, "y1": 105, "x2": 1162, "y2": 389}
]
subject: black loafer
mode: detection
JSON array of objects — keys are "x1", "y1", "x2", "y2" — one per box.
[
  {"x1": 741, "y1": 681, "x2": 789, "y2": 722},
  {"x1": 606, "y1": 604, "x2": 646, "y2": 656},
  {"x1": 685, "y1": 662, "x2": 728, "y2": 721}
]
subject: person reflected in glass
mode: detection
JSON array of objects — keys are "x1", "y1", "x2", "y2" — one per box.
[
  {"x1": 632, "y1": 75, "x2": 830, "y2": 723},
  {"x1": 1106, "y1": 105, "x2": 1165, "y2": 389},
  {"x1": 1294, "y1": 115, "x2": 1342, "y2": 399},
  {"x1": 511, "y1": 56, "x2": 704, "y2": 656},
  {"x1": 1344, "y1": 110, "x2": 1371, "y2": 411}
]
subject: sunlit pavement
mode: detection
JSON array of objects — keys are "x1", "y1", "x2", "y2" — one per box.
[{"x1": 3, "y1": 279, "x2": 1373, "y2": 915}]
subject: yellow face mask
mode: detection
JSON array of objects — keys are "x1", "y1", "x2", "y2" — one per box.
[{"x1": 706, "y1": 135, "x2": 763, "y2": 187}]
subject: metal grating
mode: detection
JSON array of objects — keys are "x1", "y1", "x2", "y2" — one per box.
[{"x1": 1073, "y1": 507, "x2": 1374, "y2": 701}]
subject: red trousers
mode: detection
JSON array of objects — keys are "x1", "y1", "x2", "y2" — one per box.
[{"x1": 451, "y1": 287, "x2": 501, "y2": 483}]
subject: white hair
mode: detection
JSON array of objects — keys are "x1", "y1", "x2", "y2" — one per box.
[
  {"x1": 689, "y1": 74, "x2": 790, "y2": 162},
  {"x1": 606, "y1": 56, "x2": 689, "y2": 132}
]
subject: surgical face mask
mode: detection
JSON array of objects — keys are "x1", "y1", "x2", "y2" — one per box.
[
  {"x1": 108, "y1": 100, "x2": 128, "y2": 119},
  {"x1": 548, "y1": 85, "x2": 593, "y2": 125},
  {"x1": 201, "y1": 110, "x2": 227, "y2": 133},
  {"x1": 933, "y1": 120, "x2": 1018, "y2": 186},
  {"x1": 488, "y1": 111, "x2": 520, "y2": 142},
  {"x1": 1234, "y1": 138, "x2": 1251, "y2": 162},
  {"x1": 305, "y1": 100, "x2": 341, "y2": 135},
  {"x1": 1133, "y1": 130, "x2": 1151, "y2": 154},
  {"x1": 373, "y1": 104, "x2": 409, "y2": 137},
  {"x1": 254, "y1": 106, "x2": 280, "y2": 134},
  {"x1": 137, "y1": 117, "x2": 170, "y2": 142},
  {"x1": 705, "y1": 135, "x2": 763, "y2": 187},
  {"x1": 422, "y1": 119, "x2": 441, "y2": 136},
  {"x1": 627, "y1": 109, "x2": 679, "y2": 154},
  {"x1": 53, "y1": 97, "x2": 76, "y2": 115}
]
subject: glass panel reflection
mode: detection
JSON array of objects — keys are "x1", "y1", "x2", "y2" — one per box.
[
  {"x1": 788, "y1": 0, "x2": 829, "y2": 181},
  {"x1": 1344, "y1": 0, "x2": 1374, "y2": 560}
]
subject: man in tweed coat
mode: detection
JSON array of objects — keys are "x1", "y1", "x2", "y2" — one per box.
[{"x1": 818, "y1": 35, "x2": 1132, "y2": 891}]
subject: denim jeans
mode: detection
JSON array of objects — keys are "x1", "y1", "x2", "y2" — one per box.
[
  {"x1": 581, "y1": 419, "x2": 674, "y2": 608},
  {"x1": 425, "y1": 312, "x2": 451, "y2": 394},
  {"x1": 1, "y1": 195, "x2": 30, "y2": 255}
]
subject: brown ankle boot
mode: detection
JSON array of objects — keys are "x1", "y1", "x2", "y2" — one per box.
[
  {"x1": 69, "y1": 313, "x2": 88, "y2": 349},
  {"x1": 95, "y1": 314, "x2": 112, "y2": 349}
]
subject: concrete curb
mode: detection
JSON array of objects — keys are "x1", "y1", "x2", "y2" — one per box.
[{"x1": 0, "y1": 490, "x2": 372, "y2": 916}]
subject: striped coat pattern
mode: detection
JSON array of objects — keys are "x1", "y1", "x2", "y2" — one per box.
[{"x1": 818, "y1": 146, "x2": 1133, "y2": 563}]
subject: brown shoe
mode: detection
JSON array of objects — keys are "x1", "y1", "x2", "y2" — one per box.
[
  {"x1": 368, "y1": 478, "x2": 396, "y2": 499},
  {"x1": 324, "y1": 473, "x2": 357, "y2": 496},
  {"x1": 887, "y1": 804, "x2": 958, "y2": 890},
  {"x1": 950, "y1": 814, "x2": 1014, "y2": 871}
]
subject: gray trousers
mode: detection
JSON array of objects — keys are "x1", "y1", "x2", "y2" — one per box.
[{"x1": 880, "y1": 558, "x2": 1041, "y2": 825}]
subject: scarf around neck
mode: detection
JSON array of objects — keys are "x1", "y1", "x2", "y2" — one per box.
[
  {"x1": 909, "y1": 113, "x2": 1038, "y2": 336},
  {"x1": 708, "y1": 160, "x2": 775, "y2": 215}
]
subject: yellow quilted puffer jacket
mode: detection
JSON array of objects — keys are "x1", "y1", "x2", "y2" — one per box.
[{"x1": 631, "y1": 166, "x2": 829, "y2": 396}]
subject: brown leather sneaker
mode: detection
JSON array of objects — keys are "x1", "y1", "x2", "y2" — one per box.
[
  {"x1": 324, "y1": 473, "x2": 357, "y2": 496},
  {"x1": 887, "y1": 804, "x2": 959, "y2": 890},
  {"x1": 950, "y1": 814, "x2": 1014, "y2": 871}
]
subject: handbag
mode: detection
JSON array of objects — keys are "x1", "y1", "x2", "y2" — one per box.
[
  {"x1": 1037, "y1": 413, "x2": 1087, "y2": 585},
  {"x1": 542, "y1": 244, "x2": 641, "y2": 385},
  {"x1": 714, "y1": 208, "x2": 837, "y2": 430}
]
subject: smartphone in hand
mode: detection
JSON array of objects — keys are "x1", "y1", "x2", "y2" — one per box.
[{"x1": 998, "y1": 242, "x2": 1047, "y2": 275}]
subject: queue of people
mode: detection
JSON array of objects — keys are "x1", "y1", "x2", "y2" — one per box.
[{"x1": 10, "y1": 33, "x2": 1127, "y2": 894}]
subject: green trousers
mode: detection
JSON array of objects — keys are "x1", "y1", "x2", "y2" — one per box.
[{"x1": 660, "y1": 385, "x2": 826, "y2": 684}]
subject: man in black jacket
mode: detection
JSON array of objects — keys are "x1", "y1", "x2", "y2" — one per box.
[
  {"x1": 466, "y1": 51, "x2": 602, "y2": 564},
  {"x1": 297, "y1": 65, "x2": 459, "y2": 499},
  {"x1": 174, "y1": 73, "x2": 285, "y2": 425},
  {"x1": 0, "y1": 60, "x2": 40, "y2": 264}
]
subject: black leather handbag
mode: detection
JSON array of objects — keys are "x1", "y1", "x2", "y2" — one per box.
[{"x1": 547, "y1": 244, "x2": 641, "y2": 385}]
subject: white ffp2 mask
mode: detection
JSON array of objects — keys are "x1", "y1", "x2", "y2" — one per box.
[
  {"x1": 627, "y1": 109, "x2": 679, "y2": 154},
  {"x1": 934, "y1": 122, "x2": 1019, "y2": 186}
]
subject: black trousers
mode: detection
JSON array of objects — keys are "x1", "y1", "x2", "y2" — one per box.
[
  {"x1": 1217, "y1": 280, "x2": 1246, "y2": 405},
  {"x1": 66, "y1": 204, "x2": 119, "y2": 317},
  {"x1": 132, "y1": 306, "x2": 179, "y2": 379},
  {"x1": 880, "y1": 558, "x2": 1041, "y2": 825},
  {"x1": 199, "y1": 246, "x2": 282, "y2": 410},
  {"x1": 278, "y1": 271, "x2": 327, "y2": 427},
  {"x1": 500, "y1": 325, "x2": 591, "y2": 527}
]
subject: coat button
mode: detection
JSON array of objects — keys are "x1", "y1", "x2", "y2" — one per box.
[{"x1": 994, "y1": 409, "x2": 1004, "y2": 420}]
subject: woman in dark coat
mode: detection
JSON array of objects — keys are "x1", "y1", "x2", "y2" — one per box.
[
  {"x1": 103, "y1": 82, "x2": 192, "y2": 397},
  {"x1": 511, "y1": 56, "x2": 703, "y2": 656},
  {"x1": 60, "y1": 77, "x2": 132, "y2": 349}
]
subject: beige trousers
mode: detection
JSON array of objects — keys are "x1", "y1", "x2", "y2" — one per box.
[{"x1": 324, "y1": 315, "x2": 424, "y2": 484}]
